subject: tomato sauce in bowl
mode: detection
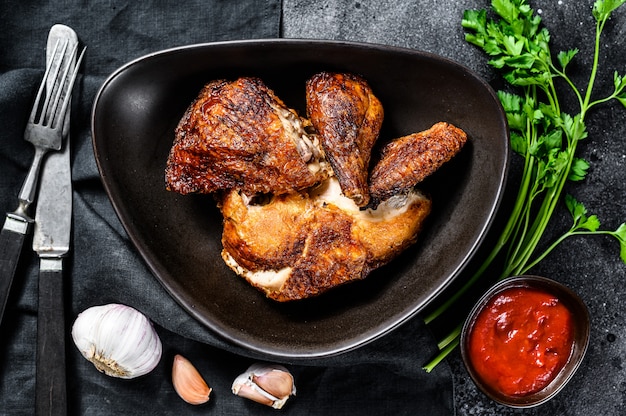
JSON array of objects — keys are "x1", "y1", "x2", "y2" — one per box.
[{"x1": 461, "y1": 275, "x2": 590, "y2": 408}]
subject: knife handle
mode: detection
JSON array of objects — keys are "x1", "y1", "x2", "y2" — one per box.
[
  {"x1": 0, "y1": 214, "x2": 29, "y2": 326},
  {"x1": 36, "y1": 259, "x2": 67, "y2": 416}
]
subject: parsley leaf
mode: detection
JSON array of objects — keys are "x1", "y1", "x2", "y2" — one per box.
[{"x1": 424, "y1": 0, "x2": 626, "y2": 373}]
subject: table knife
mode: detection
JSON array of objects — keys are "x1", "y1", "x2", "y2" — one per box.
[
  {"x1": 0, "y1": 24, "x2": 81, "y2": 327},
  {"x1": 33, "y1": 24, "x2": 79, "y2": 416}
]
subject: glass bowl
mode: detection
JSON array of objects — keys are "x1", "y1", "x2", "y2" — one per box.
[{"x1": 460, "y1": 275, "x2": 590, "y2": 408}]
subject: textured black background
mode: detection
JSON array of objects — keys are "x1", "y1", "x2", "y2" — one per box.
[{"x1": 282, "y1": 0, "x2": 626, "y2": 414}]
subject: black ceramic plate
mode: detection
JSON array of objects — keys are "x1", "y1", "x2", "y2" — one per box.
[{"x1": 92, "y1": 39, "x2": 509, "y2": 359}]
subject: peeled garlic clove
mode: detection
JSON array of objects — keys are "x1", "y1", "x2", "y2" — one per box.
[
  {"x1": 172, "y1": 354, "x2": 212, "y2": 405},
  {"x1": 232, "y1": 377, "x2": 276, "y2": 408},
  {"x1": 232, "y1": 363, "x2": 296, "y2": 409},
  {"x1": 71, "y1": 304, "x2": 162, "y2": 379}
]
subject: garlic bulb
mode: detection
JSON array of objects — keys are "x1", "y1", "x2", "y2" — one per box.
[
  {"x1": 71, "y1": 303, "x2": 162, "y2": 379},
  {"x1": 232, "y1": 363, "x2": 296, "y2": 409},
  {"x1": 172, "y1": 354, "x2": 212, "y2": 405}
]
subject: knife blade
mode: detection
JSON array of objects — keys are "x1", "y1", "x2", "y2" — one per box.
[{"x1": 33, "y1": 24, "x2": 79, "y2": 416}]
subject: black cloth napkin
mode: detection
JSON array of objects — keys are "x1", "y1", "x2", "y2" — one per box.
[{"x1": 0, "y1": 1, "x2": 453, "y2": 415}]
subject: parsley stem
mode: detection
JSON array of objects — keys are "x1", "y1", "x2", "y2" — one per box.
[
  {"x1": 423, "y1": 154, "x2": 532, "y2": 324},
  {"x1": 527, "y1": 229, "x2": 622, "y2": 272},
  {"x1": 551, "y1": 63, "x2": 585, "y2": 110},
  {"x1": 581, "y1": 15, "x2": 604, "y2": 117},
  {"x1": 523, "y1": 231, "x2": 571, "y2": 272},
  {"x1": 508, "y1": 144, "x2": 578, "y2": 276},
  {"x1": 423, "y1": 0, "x2": 626, "y2": 373},
  {"x1": 423, "y1": 335, "x2": 460, "y2": 374},
  {"x1": 437, "y1": 323, "x2": 462, "y2": 350}
]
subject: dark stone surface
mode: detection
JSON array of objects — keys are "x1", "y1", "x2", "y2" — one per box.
[
  {"x1": 282, "y1": 1, "x2": 626, "y2": 414},
  {"x1": 1, "y1": 1, "x2": 623, "y2": 414}
]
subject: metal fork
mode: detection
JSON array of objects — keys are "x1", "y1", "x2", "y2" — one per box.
[
  {"x1": 0, "y1": 32, "x2": 85, "y2": 326},
  {"x1": 18, "y1": 39, "x2": 85, "y2": 220}
]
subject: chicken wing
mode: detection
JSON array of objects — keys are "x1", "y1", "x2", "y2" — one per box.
[
  {"x1": 165, "y1": 77, "x2": 329, "y2": 196},
  {"x1": 306, "y1": 72, "x2": 384, "y2": 207},
  {"x1": 369, "y1": 122, "x2": 467, "y2": 207}
]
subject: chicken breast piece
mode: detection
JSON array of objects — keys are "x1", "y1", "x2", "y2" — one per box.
[
  {"x1": 165, "y1": 77, "x2": 329, "y2": 196},
  {"x1": 306, "y1": 72, "x2": 384, "y2": 207},
  {"x1": 369, "y1": 122, "x2": 467, "y2": 207},
  {"x1": 219, "y1": 177, "x2": 431, "y2": 302}
]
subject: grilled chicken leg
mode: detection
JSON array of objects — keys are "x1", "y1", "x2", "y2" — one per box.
[{"x1": 306, "y1": 72, "x2": 384, "y2": 207}]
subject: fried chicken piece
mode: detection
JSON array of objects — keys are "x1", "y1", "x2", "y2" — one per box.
[
  {"x1": 306, "y1": 72, "x2": 384, "y2": 207},
  {"x1": 369, "y1": 122, "x2": 468, "y2": 207},
  {"x1": 165, "y1": 77, "x2": 329, "y2": 196},
  {"x1": 219, "y1": 178, "x2": 431, "y2": 302},
  {"x1": 166, "y1": 74, "x2": 468, "y2": 302}
]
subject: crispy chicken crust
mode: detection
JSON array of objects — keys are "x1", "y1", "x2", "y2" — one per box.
[
  {"x1": 369, "y1": 122, "x2": 468, "y2": 207},
  {"x1": 165, "y1": 74, "x2": 468, "y2": 301},
  {"x1": 306, "y1": 72, "x2": 384, "y2": 207},
  {"x1": 219, "y1": 179, "x2": 432, "y2": 301},
  {"x1": 165, "y1": 77, "x2": 329, "y2": 196}
]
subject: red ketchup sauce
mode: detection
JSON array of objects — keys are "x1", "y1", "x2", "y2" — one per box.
[{"x1": 467, "y1": 286, "x2": 575, "y2": 397}]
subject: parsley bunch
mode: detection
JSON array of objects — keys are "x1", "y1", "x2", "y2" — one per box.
[{"x1": 423, "y1": 0, "x2": 626, "y2": 372}]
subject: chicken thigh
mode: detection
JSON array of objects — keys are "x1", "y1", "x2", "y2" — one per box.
[{"x1": 165, "y1": 77, "x2": 329, "y2": 196}]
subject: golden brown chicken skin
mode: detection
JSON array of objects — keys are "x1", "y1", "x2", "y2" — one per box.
[
  {"x1": 165, "y1": 77, "x2": 328, "y2": 196},
  {"x1": 306, "y1": 72, "x2": 384, "y2": 207},
  {"x1": 219, "y1": 178, "x2": 432, "y2": 302},
  {"x1": 165, "y1": 73, "x2": 469, "y2": 302},
  {"x1": 369, "y1": 122, "x2": 467, "y2": 207}
]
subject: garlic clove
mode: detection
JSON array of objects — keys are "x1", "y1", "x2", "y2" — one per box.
[
  {"x1": 252, "y1": 369, "x2": 295, "y2": 399},
  {"x1": 232, "y1": 379, "x2": 276, "y2": 408},
  {"x1": 232, "y1": 363, "x2": 296, "y2": 409},
  {"x1": 71, "y1": 304, "x2": 162, "y2": 379},
  {"x1": 172, "y1": 354, "x2": 212, "y2": 405}
]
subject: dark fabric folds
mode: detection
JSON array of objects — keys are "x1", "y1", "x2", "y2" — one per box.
[{"x1": 0, "y1": 1, "x2": 453, "y2": 414}]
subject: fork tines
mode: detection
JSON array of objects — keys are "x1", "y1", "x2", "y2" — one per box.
[{"x1": 29, "y1": 38, "x2": 86, "y2": 130}]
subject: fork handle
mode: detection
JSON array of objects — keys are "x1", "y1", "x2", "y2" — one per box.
[
  {"x1": 36, "y1": 258, "x2": 67, "y2": 416},
  {"x1": 0, "y1": 214, "x2": 29, "y2": 326}
]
